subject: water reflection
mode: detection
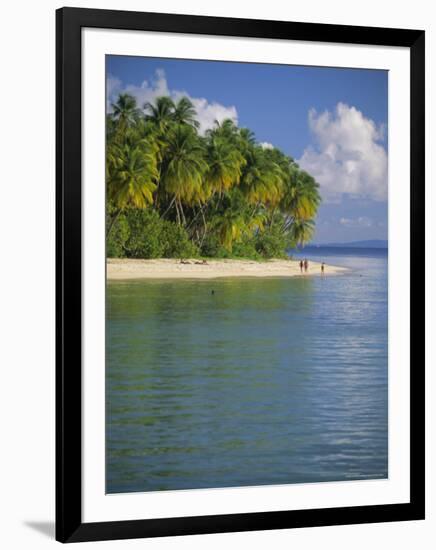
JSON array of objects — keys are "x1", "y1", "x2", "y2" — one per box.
[{"x1": 107, "y1": 254, "x2": 387, "y2": 493}]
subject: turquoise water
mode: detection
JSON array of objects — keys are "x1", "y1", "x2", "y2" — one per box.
[{"x1": 106, "y1": 248, "x2": 388, "y2": 493}]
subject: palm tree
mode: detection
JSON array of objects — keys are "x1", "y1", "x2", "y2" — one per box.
[
  {"x1": 173, "y1": 97, "x2": 200, "y2": 128},
  {"x1": 160, "y1": 125, "x2": 207, "y2": 224},
  {"x1": 289, "y1": 218, "x2": 315, "y2": 247},
  {"x1": 212, "y1": 206, "x2": 265, "y2": 251},
  {"x1": 237, "y1": 127, "x2": 256, "y2": 157},
  {"x1": 204, "y1": 136, "x2": 245, "y2": 198},
  {"x1": 239, "y1": 127, "x2": 256, "y2": 145},
  {"x1": 107, "y1": 140, "x2": 158, "y2": 235},
  {"x1": 111, "y1": 93, "x2": 140, "y2": 131},
  {"x1": 106, "y1": 94, "x2": 323, "y2": 258},
  {"x1": 240, "y1": 146, "x2": 284, "y2": 207},
  {"x1": 280, "y1": 169, "x2": 321, "y2": 222},
  {"x1": 212, "y1": 209, "x2": 247, "y2": 251},
  {"x1": 208, "y1": 119, "x2": 239, "y2": 144},
  {"x1": 144, "y1": 96, "x2": 175, "y2": 133}
]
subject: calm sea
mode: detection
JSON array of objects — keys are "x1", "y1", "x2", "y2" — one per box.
[{"x1": 106, "y1": 247, "x2": 388, "y2": 493}]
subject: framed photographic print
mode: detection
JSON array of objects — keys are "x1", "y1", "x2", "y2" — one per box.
[{"x1": 56, "y1": 7, "x2": 425, "y2": 543}]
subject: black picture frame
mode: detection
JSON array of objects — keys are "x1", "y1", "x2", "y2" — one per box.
[{"x1": 56, "y1": 6, "x2": 425, "y2": 543}]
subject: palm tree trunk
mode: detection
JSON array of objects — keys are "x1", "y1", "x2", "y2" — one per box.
[
  {"x1": 269, "y1": 206, "x2": 277, "y2": 228},
  {"x1": 175, "y1": 200, "x2": 181, "y2": 225},
  {"x1": 107, "y1": 208, "x2": 122, "y2": 238},
  {"x1": 179, "y1": 201, "x2": 187, "y2": 226},
  {"x1": 162, "y1": 196, "x2": 176, "y2": 219},
  {"x1": 199, "y1": 205, "x2": 208, "y2": 248},
  {"x1": 154, "y1": 164, "x2": 162, "y2": 209},
  {"x1": 282, "y1": 215, "x2": 295, "y2": 234},
  {"x1": 186, "y1": 204, "x2": 203, "y2": 230}
]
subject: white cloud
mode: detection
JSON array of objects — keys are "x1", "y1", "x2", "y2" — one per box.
[
  {"x1": 123, "y1": 68, "x2": 170, "y2": 108},
  {"x1": 298, "y1": 103, "x2": 387, "y2": 202},
  {"x1": 339, "y1": 216, "x2": 373, "y2": 228},
  {"x1": 260, "y1": 142, "x2": 274, "y2": 149},
  {"x1": 107, "y1": 75, "x2": 122, "y2": 105},
  {"x1": 107, "y1": 69, "x2": 238, "y2": 134}
]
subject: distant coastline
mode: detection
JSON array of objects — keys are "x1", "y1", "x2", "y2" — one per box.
[{"x1": 307, "y1": 239, "x2": 388, "y2": 249}]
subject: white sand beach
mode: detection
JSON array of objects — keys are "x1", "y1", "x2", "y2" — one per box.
[{"x1": 107, "y1": 258, "x2": 347, "y2": 280}]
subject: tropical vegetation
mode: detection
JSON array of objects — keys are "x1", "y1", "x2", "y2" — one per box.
[{"x1": 106, "y1": 93, "x2": 321, "y2": 259}]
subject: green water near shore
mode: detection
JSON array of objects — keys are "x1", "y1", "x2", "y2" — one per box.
[{"x1": 106, "y1": 249, "x2": 388, "y2": 493}]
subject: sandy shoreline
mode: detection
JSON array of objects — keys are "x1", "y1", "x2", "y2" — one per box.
[{"x1": 107, "y1": 258, "x2": 347, "y2": 280}]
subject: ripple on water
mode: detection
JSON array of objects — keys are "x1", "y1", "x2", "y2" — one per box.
[{"x1": 106, "y1": 250, "x2": 388, "y2": 493}]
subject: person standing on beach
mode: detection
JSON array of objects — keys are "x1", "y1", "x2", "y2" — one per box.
[
  {"x1": 321, "y1": 262, "x2": 325, "y2": 275},
  {"x1": 304, "y1": 259, "x2": 308, "y2": 273},
  {"x1": 299, "y1": 260, "x2": 303, "y2": 273}
]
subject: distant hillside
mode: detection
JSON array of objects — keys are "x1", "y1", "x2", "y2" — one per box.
[{"x1": 311, "y1": 240, "x2": 388, "y2": 249}]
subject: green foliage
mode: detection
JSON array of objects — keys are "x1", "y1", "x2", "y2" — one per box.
[
  {"x1": 107, "y1": 208, "x2": 198, "y2": 259},
  {"x1": 160, "y1": 222, "x2": 199, "y2": 259},
  {"x1": 106, "y1": 93, "x2": 322, "y2": 259},
  {"x1": 200, "y1": 228, "x2": 284, "y2": 260},
  {"x1": 124, "y1": 209, "x2": 163, "y2": 258},
  {"x1": 230, "y1": 236, "x2": 262, "y2": 260},
  {"x1": 106, "y1": 213, "x2": 129, "y2": 258},
  {"x1": 255, "y1": 226, "x2": 291, "y2": 259},
  {"x1": 199, "y1": 233, "x2": 223, "y2": 258}
]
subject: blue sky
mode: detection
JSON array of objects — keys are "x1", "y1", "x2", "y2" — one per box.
[{"x1": 107, "y1": 56, "x2": 388, "y2": 244}]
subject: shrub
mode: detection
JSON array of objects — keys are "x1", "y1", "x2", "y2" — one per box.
[
  {"x1": 107, "y1": 208, "x2": 198, "y2": 259},
  {"x1": 200, "y1": 233, "x2": 223, "y2": 258},
  {"x1": 254, "y1": 226, "x2": 290, "y2": 259},
  {"x1": 107, "y1": 207, "x2": 294, "y2": 260},
  {"x1": 107, "y1": 213, "x2": 129, "y2": 258},
  {"x1": 161, "y1": 222, "x2": 199, "y2": 259},
  {"x1": 231, "y1": 236, "x2": 261, "y2": 259},
  {"x1": 124, "y1": 209, "x2": 164, "y2": 258}
]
